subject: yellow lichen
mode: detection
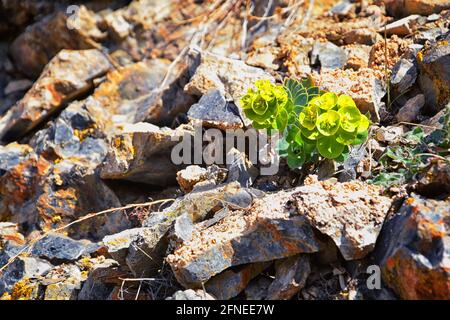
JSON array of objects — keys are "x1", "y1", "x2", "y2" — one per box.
[
  {"x1": 0, "y1": 292, "x2": 12, "y2": 300},
  {"x1": 10, "y1": 278, "x2": 35, "y2": 300}
]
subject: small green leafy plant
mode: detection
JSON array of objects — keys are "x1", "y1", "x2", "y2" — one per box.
[
  {"x1": 370, "y1": 107, "x2": 450, "y2": 188},
  {"x1": 241, "y1": 78, "x2": 370, "y2": 169}
]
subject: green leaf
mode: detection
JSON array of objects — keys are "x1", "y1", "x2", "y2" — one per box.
[
  {"x1": 284, "y1": 78, "x2": 308, "y2": 108},
  {"x1": 316, "y1": 110, "x2": 341, "y2": 136},
  {"x1": 357, "y1": 114, "x2": 370, "y2": 134},
  {"x1": 275, "y1": 109, "x2": 289, "y2": 131},
  {"x1": 351, "y1": 130, "x2": 368, "y2": 145},
  {"x1": 317, "y1": 136, "x2": 345, "y2": 159},
  {"x1": 301, "y1": 126, "x2": 320, "y2": 140},
  {"x1": 336, "y1": 128, "x2": 358, "y2": 145}
]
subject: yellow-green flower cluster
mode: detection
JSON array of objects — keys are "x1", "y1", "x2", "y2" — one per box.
[
  {"x1": 299, "y1": 93, "x2": 370, "y2": 159},
  {"x1": 240, "y1": 80, "x2": 289, "y2": 130}
]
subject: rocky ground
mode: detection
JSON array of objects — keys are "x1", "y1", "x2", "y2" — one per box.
[{"x1": 0, "y1": 0, "x2": 449, "y2": 300}]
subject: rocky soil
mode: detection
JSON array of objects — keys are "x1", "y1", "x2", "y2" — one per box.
[{"x1": 0, "y1": 0, "x2": 449, "y2": 300}]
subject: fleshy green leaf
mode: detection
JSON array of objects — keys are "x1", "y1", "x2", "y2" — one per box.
[
  {"x1": 317, "y1": 136, "x2": 345, "y2": 159},
  {"x1": 336, "y1": 128, "x2": 358, "y2": 145}
]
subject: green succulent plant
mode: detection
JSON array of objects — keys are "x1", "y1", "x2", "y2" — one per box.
[{"x1": 242, "y1": 77, "x2": 371, "y2": 169}]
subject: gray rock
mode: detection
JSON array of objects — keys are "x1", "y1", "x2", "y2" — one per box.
[
  {"x1": 418, "y1": 32, "x2": 450, "y2": 113},
  {"x1": 384, "y1": 0, "x2": 450, "y2": 17},
  {"x1": 187, "y1": 90, "x2": 243, "y2": 130},
  {"x1": 42, "y1": 264, "x2": 83, "y2": 300},
  {"x1": 166, "y1": 289, "x2": 216, "y2": 300},
  {"x1": 330, "y1": 0, "x2": 355, "y2": 17},
  {"x1": 396, "y1": 94, "x2": 425, "y2": 123},
  {"x1": 31, "y1": 233, "x2": 96, "y2": 263},
  {"x1": 184, "y1": 48, "x2": 275, "y2": 126},
  {"x1": 294, "y1": 177, "x2": 392, "y2": 260},
  {"x1": 415, "y1": 27, "x2": 449, "y2": 44},
  {"x1": 245, "y1": 276, "x2": 272, "y2": 300},
  {"x1": 374, "y1": 194, "x2": 450, "y2": 299},
  {"x1": 100, "y1": 122, "x2": 194, "y2": 186},
  {"x1": 205, "y1": 262, "x2": 270, "y2": 300},
  {"x1": 167, "y1": 189, "x2": 320, "y2": 288},
  {"x1": 0, "y1": 49, "x2": 112, "y2": 142},
  {"x1": 311, "y1": 42, "x2": 348, "y2": 70},
  {"x1": 125, "y1": 225, "x2": 170, "y2": 278},
  {"x1": 226, "y1": 148, "x2": 259, "y2": 188},
  {"x1": 391, "y1": 58, "x2": 418, "y2": 94},
  {"x1": 0, "y1": 256, "x2": 53, "y2": 295},
  {"x1": 266, "y1": 255, "x2": 311, "y2": 300},
  {"x1": 382, "y1": 15, "x2": 422, "y2": 36},
  {"x1": 77, "y1": 259, "x2": 120, "y2": 300}
]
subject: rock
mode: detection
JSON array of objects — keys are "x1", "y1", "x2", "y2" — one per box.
[
  {"x1": 391, "y1": 57, "x2": 418, "y2": 94},
  {"x1": 100, "y1": 122, "x2": 194, "y2": 186},
  {"x1": 104, "y1": 10, "x2": 132, "y2": 40},
  {"x1": 205, "y1": 262, "x2": 270, "y2": 300},
  {"x1": 417, "y1": 34, "x2": 450, "y2": 114},
  {"x1": 125, "y1": 226, "x2": 169, "y2": 277},
  {"x1": 343, "y1": 29, "x2": 382, "y2": 45},
  {"x1": 310, "y1": 42, "x2": 348, "y2": 70},
  {"x1": 375, "y1": 195, "x2": 450, "y2": 299},
  {"x1": 31, "y1": 233, "x2": 96, "y2": 263},
  {"x1": 176, "y1": 165, "x2": 228, "y2": 193},
  {"x1": 396, "y1": 94, "x2": 425, "y2": 123},
  {"x1": 167, "y1": 189, "x2": 320, "y2": 288},
  {"x1": 245, "y1": 276, "x2": 272, "y2": 300},
  {"x1": 344, "y1": 44, "x2": 371, "y2": 70},
  {"x1": 145, "y1": 182, "x2": 254, "y2": 230},
  {"x1": 317, "y1": 159, "x2": 338, "y2": 181},
  {"x1": 92, "y1": 59, "x2": 195, "y2": 126},
  {"x1": 184, "y1": 48, "x2": 275, "y2": 125},
  {"x1": 415, "y1": 160, "x2": 450, "y2": 198},
  {"x1": 0, "y1": 256, "x2": 53, "y2": 296},
  {"x1": 0, "y1": 222, "x2": 25, "y2": 246},
  {"x1": 415, "y1": 27, "x2": 449, "y2": 44},
  {"x1": 166, "y1": 289, "x2": 216, "y2": 300},
  {"x1": 266, "y1": 255, "x2": 311, "y2": 300},
  {"x1": 294, "y1": 177, "x2": 393, "y2": 260},
  {"x1": 77, "y1": 259, "x2": 120, "y2": 300},
  {"x1": 0, "y1": 141, "x2": 129, "y2": 240},
  {"x1": 29, "y1": 98, "x2": 109, "y2": 164},
  {"x1": 375, "y1": 126, "x2": 404, "y2": 143},
  {"x1": 176, "y1": 166, "x2": 208, "y2": 193},
  {"x1": 3, "y1": 79, "x2": 32, "y2": 96},
  {"x1": 9, "y1": 7, "x2": 105, "y2": 78},
  {"x1": 226, "y1": 148, "x2": 259, "y2": 188},
  {"x1": 103, "y1": 225, "x2": 170, "y2": 278},
  {"x1": 382, "y1": 15, "x2": 422, "y2": 36},
  {"x1": 368, "y1": 35, "x2": 411, "y2": 73},
  {"x1": 330, "y1": 0, "x2": 355, "y2": 17},
  {"x1": 103, "y1": 228, "x2": 147, "y2": 265},
  {"x1": 187, "y1": 90, "x2": 243, "y2": 130},
  {"x1": 42, "y1": 264, "x2": 83, "y2": 300},
  {"x1": 246, "y1": 47, "x2": 280, "y2": 70},
  {"x1": 383, "y1": 0, "x2": 450, "y2": 17},
  {"x1": 0, "y1": 49, "x2": 112, "y2": 142},
  {"x1": 312, "y1": 68, "x2": 385, "y2": 122}
]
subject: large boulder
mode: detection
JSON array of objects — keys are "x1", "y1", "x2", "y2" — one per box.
[
  {"x1": 0, "y1": 49, "x2": 111, "y2": 142},
  {"x1": 375, "y1": 195, "x2": 450, "y2": 300},
  {"x1": 417, "y1": 33, "x2": 450, "y2": 114}
]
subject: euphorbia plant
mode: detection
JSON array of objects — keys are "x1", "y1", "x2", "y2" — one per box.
[{"x1": 240, "y1": 78, "x2": 370, "y2": 169}]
